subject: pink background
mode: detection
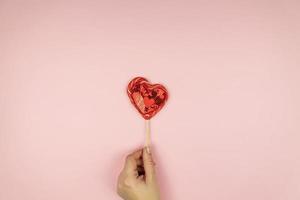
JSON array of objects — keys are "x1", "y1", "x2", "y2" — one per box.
[{"x1": 1, "y1": 0, "x2": 300, "y2": 200}]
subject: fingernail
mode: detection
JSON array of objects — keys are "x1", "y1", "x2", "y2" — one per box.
[{"x1": 146, "y1": 146, "x2": 151, "y2": 154}]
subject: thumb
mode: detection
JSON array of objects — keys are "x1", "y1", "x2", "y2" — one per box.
[{"x1": 143, "y1": 146, "x2": 156, "y2": 184}]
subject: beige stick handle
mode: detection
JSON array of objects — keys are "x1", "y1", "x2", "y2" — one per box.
[{"x1": 145, "y1": 120, "x2": 151, "y2": 147}]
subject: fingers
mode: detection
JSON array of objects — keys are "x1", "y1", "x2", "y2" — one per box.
[
  {"x1": 124, "y1": 149, "x2": 143, "y2": 173},
  {"x1": 117, "y1": 148, "x2": 160, "y2": 200},
  {"x1": 143, "y1": 146, "x2": 156, "y2": 184},
  {"x1": 122, "y1": 147, "x2": 157, "y2": 185}
]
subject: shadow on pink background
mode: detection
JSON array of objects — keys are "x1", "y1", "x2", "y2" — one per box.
[{"x1": 0, "y1": 0, "x2": 300, "y2": 200}]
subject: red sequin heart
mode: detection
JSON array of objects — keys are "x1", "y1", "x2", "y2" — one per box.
[{"x1": 127, "y1": 77, "x2": 168, "y2": 120}]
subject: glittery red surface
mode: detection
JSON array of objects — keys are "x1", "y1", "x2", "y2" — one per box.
[{"x1": 127, "y1": 77, "x2": 168, "y2": 120}]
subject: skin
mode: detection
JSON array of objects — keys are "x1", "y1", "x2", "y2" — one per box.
[{"x1": 117, "y1": 147, "x2": 160, "y2": 200}]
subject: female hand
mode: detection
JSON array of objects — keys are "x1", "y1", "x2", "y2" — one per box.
[{"x1": 117, "y1": 147, "x2": 160, "y2": 200}]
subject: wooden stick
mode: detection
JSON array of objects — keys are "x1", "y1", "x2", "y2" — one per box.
[{"x1": 145, "y1": 120, "x2": 151, "y2": 147}]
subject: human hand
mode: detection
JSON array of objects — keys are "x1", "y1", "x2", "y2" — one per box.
[{"x1": 117, "y1": 147, "x2": 160, "y2": 200}]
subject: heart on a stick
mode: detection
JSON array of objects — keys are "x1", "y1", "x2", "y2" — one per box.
[{"x1": 127, "y1": 77, "x2": 168, "y2": 120}]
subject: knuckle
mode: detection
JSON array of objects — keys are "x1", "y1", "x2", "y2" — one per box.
[
  {"x1": 147, "y1": 159, "x2": 155, "y2": 166},
  {"x1": 123, "y1": 176, "x2": 132, "y2": 186},
  {"x1": 117, "y1": 182, "x2": 123, "y2": 190},
  {"x1": 125, "y1": 155, "x2": 132, "y2": 161}
]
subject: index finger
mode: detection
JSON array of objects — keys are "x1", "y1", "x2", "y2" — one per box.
[{"x1": 124, "y1": 149, "x2": 143, "y2": 172}]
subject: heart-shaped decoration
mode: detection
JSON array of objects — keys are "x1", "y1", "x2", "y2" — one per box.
[{"x1": 127, "y1": 77, "x2": 168, "y2": 120}]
